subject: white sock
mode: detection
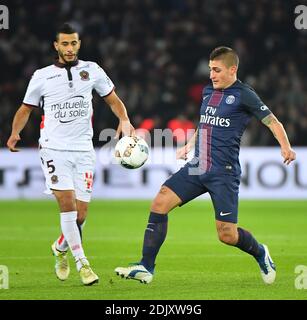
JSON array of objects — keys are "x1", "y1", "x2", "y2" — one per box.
[
  {"x1": 60, "y1": 211, "x2": 89, "y2": 271},
  {"x1": 56, "y1": 221, "x2": 86, "y2": 252}
]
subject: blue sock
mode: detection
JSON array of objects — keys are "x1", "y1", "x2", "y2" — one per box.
[
  {"x1": 140, "y1": 212, "x2": 168, "y2": 273},
  {"x1": 235, "y1": 227, "x2": 265, "y2": 258}
]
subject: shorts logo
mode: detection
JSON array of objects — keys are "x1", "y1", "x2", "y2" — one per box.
[
  {"x1": 260, "y1": 105, "x2": 268, "y2": 111},
  {"x1": 80, "y1": 70, "x2": 90, "y2": 81},
  {"x1": 226, "y1": 95, "x2": 235, "y2": 104},
  {"x1": 51, "y1": 175, "x2": 58, "y2": 184},
  {"x1": 85, "y1": 172, "x2": 93, "y2": 193},
  {"x1": 220, "y1": 211, "x2": 232, "y2": 216}
]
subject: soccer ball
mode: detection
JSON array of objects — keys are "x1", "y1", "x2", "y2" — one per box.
[{"x1": 114, "y1": 136, "x2": 149, "y2": 169}]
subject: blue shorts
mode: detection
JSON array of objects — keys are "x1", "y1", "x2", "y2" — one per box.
[{"x1": 163, "y1": 165, "x2": 240, "y2": 223}]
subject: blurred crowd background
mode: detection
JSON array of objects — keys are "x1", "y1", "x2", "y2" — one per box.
[{"x1": 1, "y1": 0, "x2": 306, "y2": 147}]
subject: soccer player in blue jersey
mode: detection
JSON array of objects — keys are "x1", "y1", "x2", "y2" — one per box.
[{"x1": 115, "y1": 46, "x2": 296, "y2": 284}]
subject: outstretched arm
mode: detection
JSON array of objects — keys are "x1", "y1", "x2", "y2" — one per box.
[
  {"x1": 103, "y1": 90, "x2": 135, "y2": 138},
  {"x1": 7, "y1": 104, "x2": 34, "y2": 152},
  {"x1": 261, "y1": 113, "x2": 296, "y2": 165}
]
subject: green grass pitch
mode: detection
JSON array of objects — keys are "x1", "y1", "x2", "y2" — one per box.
[{"x1": 0, "y1": 199, "x2": 306, "y2": 300}]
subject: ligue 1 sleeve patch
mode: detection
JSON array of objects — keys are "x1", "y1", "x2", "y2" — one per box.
[{"x1": 79, "y1": 70, "x2": 90, "y2": 81}]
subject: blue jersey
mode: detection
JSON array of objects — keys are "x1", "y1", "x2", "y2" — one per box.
[{"x1": 193, "y1": 79, "x2": 271, "y2": 176}]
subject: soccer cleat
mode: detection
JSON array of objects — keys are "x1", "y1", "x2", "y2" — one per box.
[
  {"x1": 255, "y1": 244, "x2": 276, "y2": 284},
  {"x1": 51, "y1": 242, "x2": 70, "y2": 281},
  {"x1": 115, "y1": 264, "x2": 153, "y2": 284},
  {"x1": 79, "y1": 261, "x2": 99, "y2": 286}
]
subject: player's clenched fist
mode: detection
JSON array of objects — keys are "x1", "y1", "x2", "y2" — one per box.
[
  {"x1": 7, "y1": 134, "x2": 21, "y2": 152},
  {"x1": 281, "y1": 147, "x2": 296, "y2": 165}
]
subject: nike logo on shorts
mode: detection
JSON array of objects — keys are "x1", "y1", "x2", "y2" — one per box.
[{"x1": 220, "y1": 211, "x2": 232, "y2": 216}]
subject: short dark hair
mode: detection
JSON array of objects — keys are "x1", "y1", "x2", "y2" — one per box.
[
  {"x1": 209, "y1": 46, "x2": 239, "y2": 67},
  {"x1": 55, "y1": 23, "x2": 78, "y2": 41}
]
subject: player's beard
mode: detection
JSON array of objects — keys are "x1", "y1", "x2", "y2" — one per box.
[{"x1": 58, "y1": 49, "x2": 79, "y2": 65}]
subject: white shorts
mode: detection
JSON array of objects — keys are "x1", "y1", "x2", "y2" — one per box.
[{"x1": 39, "y1": 148, "x2": 96, "y2": 202}]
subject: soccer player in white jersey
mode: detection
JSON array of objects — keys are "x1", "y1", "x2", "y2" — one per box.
[{"x1": 7, "y1": 23, "x2": 135, "y2": 285}]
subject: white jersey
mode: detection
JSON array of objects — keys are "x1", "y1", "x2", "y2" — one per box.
[{"x1": 23, "y1": 59, "x2": 114, "y2": 151}]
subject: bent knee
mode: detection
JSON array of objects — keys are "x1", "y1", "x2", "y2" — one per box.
[
  {"x1": 150, "y1": 197, "x2": 169, "y2": 213},
  {"x1": 150, "y1": 186, "x2": 181, "y2": 213},
  {"x1": 150, "y1": 187, "x2": 171, "y2": 213}
]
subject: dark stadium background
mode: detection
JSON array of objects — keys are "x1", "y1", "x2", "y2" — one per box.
[{"x1": 1, "y1": 0, "x2": 306, "y2": 148}]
